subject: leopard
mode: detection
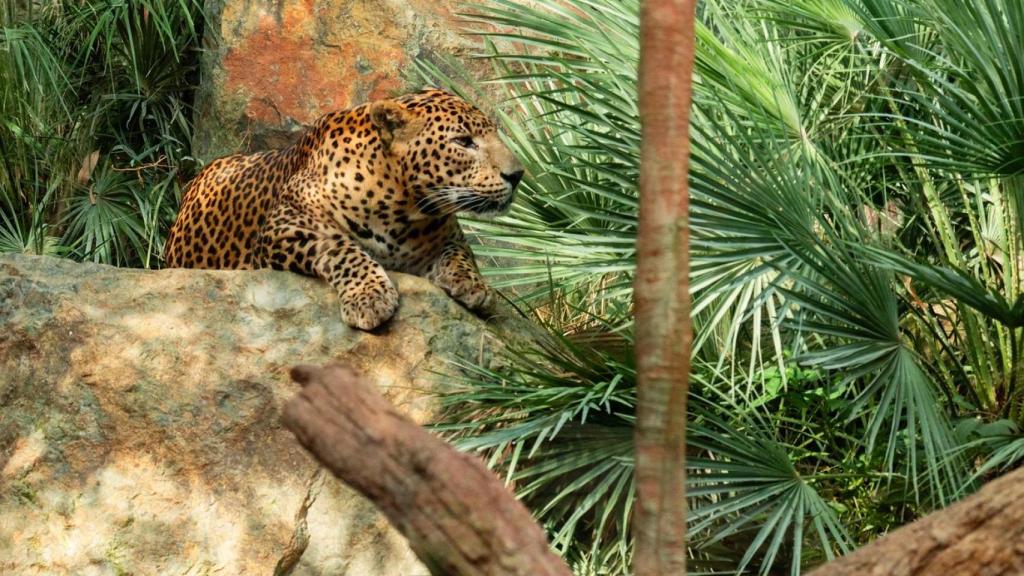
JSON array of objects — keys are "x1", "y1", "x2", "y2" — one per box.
[{"x1": 163, "y1": 88, "x2": 524, "y2": 330}]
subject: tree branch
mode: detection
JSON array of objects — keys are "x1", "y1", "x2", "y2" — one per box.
[
  {"x1": 281, "y1": 363, "x2": 572, "y2": 576},
  {"x1": 810, "y1": 467, "x2": 1024, "y2": 575}
]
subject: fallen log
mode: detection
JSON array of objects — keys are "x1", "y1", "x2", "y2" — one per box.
[
  {"x1": 281, "y1": 363, "x2": 573, "y2": 576},
  {"x1": 809, "y1": 466, "x2": 1024, "y2": 576}
]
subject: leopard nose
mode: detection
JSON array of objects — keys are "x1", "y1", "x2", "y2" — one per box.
[{"x1": 501, "y1": 170, "x2": 525, "y2": 190}]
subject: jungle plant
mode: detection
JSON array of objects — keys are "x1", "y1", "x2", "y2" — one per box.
[
  {"x1": 0, "y1": 0, "x2": 203, "y2": 267},
  {"x1": 420, "y1": 0, "x2": 1024, "y2": 573}
]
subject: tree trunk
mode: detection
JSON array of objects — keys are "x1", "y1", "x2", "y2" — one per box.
[
  {"x1": 633, "y1": 1, "x2": 697, "y2": 575},
  {"x1": 808, "y1": 466, "x2": 1024, "y2": 575},
  {"x1": 280, "y1": 363, "x2": 573, "y2": 576}
]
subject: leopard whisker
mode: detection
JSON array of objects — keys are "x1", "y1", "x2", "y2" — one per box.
[{"x1": 418, "y1": 186, "x2": 480, "y2": 215}]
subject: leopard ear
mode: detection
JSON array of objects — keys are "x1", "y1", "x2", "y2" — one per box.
[{"x1": 369, "y1": 101, "x2": 416, "y2": 150}]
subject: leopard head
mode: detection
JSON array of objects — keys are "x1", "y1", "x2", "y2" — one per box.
[{"x1": 369, "y1": 89, "x2": 525, "y2": 218}]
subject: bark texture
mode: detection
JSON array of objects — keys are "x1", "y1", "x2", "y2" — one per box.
[
  {"x1": 281, "y1": 363, "x2": 573, "y2": 576},
  {"x1": 809, "y1": 467, "x2": 1024, "y2": 576},
  {"x1": 634, "y1": 0, "x2": 697, "y2": 574}
]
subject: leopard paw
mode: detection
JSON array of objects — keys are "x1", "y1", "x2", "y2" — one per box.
[
  {"x1": 447, "y1": 280, "x2": 495, "y2": 313},
  {"x1": 340, "y1": 281, "x2": 399, "y2": 330}
]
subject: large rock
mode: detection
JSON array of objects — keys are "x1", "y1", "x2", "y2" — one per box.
[
  {"x1": 0, "y1": 254, "x2": 530, "y2": 575},
  {"x1": 194, "y1": 0, "x2": 483, "y2": 158}
]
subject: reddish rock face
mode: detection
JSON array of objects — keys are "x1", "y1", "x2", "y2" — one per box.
[{"x1": 193, "y1": 0, "x2": 478, "y2": 159}]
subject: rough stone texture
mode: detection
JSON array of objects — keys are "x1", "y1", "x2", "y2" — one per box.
[
  {"x1": 0, "y1": 254, "x2": 530, "y2": 576},
  {"x1": 193, "y1": 0, "x2": 483, "y2": 159}
]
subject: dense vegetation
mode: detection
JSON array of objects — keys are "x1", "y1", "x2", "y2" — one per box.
[
  {"x1": 4, "y1": 0, "x2": 1024, "y2": 574},
  {"x1": 422, "y1": 0, "x2": 1024, "y2": 573},
  {"x1": 0, "y1": 0, "x2": 202, "y2": 266}
]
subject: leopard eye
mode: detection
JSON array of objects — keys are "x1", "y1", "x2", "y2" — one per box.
[{"x1": 452, "y1": 135, "x2": 477, "y2": 149}]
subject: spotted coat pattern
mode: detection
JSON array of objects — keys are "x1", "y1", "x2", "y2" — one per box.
[{"x1": 164, "y1": 89, "x2": 525, "y2": 329}]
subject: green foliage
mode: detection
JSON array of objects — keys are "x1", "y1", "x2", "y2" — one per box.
[
  {"x1": 7, "y1": 0, "x2": 1024, "y2": 572},
  {"x1": 420, "y1": 0, "x2": 1024, "y2": 573},
  {"x1": 0, "y1": 0, "x2": 202, "y2": 267}
]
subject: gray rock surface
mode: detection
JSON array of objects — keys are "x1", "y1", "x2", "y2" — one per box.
[{"x1": 0, "y1": 254, "x2": 528, "y2": 575}]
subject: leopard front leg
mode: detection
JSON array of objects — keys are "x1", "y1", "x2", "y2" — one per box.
[
  {"x1": 425, "y1": 233, "x2": 495, "y2": 314},
  {"x1": 314, "y1": 240, "x2": 399, "y2": 330},
  {"x1": 259, "y1": 204, "x2": 398, "y2": 330}
]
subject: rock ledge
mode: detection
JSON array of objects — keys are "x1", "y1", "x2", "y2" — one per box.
[{"x1": 0, "y1": 254, "x2": 525, "y2": 576}]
